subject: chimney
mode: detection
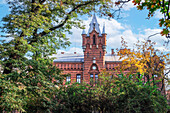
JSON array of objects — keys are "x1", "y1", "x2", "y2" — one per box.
[
  {"x1": 111, "y1": 49, "x2": 114, "y2": 55},
  {"x1": 74, "y1": 52, "x2": 76, "y2": 54},
  {"x1": 61, "y1": 52, "x2": 64, "y2": 54}
]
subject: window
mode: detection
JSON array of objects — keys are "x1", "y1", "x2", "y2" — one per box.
[
  {"x1": 110, "y1": 75, "x2": 113, "y2": 79},
  {"x1": 93, "y1": 35, "x2": 96, "y2": 45},
  {"x1": 95, "y1": 74, "x2": 98, "y2": 83},
  {"x1": 92, "y1": 65, "x2": 96, "y2": 70},
  {"x1": 154, "y1": 75, "x2": 158, "y2": 77},
  {"x1": 87, "y1": 52, "x2": 89, "y2": 58},
  {"x1": 76, "y1": 74, "x2": 81, "y2": 83},
  {"x1": 90, "y1": 74, "x2": 93, "y2": 84},
  {"x1": 66, "y1": 76, "x2": 71, "y2": 83}
]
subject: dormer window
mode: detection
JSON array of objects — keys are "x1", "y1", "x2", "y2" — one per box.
[{"x1": 93, "y1": 34, "x2": 96, "y2": 45}]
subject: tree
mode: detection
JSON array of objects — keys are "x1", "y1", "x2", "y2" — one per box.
[
  {"x1": 117, "y1": 38, "x2": 170, "y2": 94},
  {"x1": 54, "y1": 72, "x2": 168, "y2": 113},
  {"x1": 115, "y1": 0, "x2": 170, "y2": 36},
  {"x1": 0, "y1": 0, "x2": 118, "y2": 112}
]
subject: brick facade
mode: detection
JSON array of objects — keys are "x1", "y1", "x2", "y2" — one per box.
[
  {"x1": 53, "y1": 15, "x2": 166, "y2": 95},
  {"x1": 53, "y1": 14, "x2": 123, "y2": 84}
]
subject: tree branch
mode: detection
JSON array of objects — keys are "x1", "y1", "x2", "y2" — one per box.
[
  {"x1": 165, "y1": 70, "x2": 170, "y2": 76},
  {"x1": 147, "y1": 33, "x2": 160, "y2": 40},
  {"x1": 167, "y1": 0, "x2": 170, "y2": 19},
  {"x1": 38, "y1": 0, "x2": 98, "y2": 37}
]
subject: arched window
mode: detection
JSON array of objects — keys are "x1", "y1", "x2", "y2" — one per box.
[
  {"x1": 93, "y1": 35, "x2": 96, "y2": 45},
  {"x1": 66, "y1": 76, "x2": 71, "y2": 83},
  {"x1": 100, "y1": 51, "x2": 101, "y2": 58},
  {"x1": 76, "y1": 74, "x2": 81, "y2": 83},
  {"x1": 87, "y1": 52, "x2": 89, "y2": 58}
]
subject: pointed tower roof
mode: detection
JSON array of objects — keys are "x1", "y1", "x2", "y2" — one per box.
[
  {"x1": 102, "y1": 22, "x2": 106, "y2": 34},
  {"x1": 87, "y1": 14, "x2": 102, "y2": 36},
  {"x1": 82, "y1": 29, "x2": 86, "y2": 35}
]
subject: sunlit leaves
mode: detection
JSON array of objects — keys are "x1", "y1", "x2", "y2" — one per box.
[{"x1": 117, "y1": 38, "x2": 169, "y2": 86}]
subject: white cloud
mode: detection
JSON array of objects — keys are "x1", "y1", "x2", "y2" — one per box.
[
  {"x1": 0, "y1": 0, "x2": 6, "y2": 4},
  {"x1": 107, "y1": 29, "x2": 137, "y2": 49},
  {"x1": 57, "y1": 47, "x2": 83, "y2": 54},
  {"x1": 68, "y1": 47, "x2": 83, "y2": 54},
  {"x1": 121, "y1": 1, "x2": 135, "y2": 11},
  {"x1": 112, "y1": 0, "x2": 135, "y2": 11},
  {"x1": 64, "y1": 16, "x2": 169, "y2": 54},
  {"x1": 67, "y1": 17, "x2": 124, "y2": 51},
  {"x1": 69, "y1": 27, "x2": 82, "y2": 44},
  {"x1": 154, "y1": 10, "x2": 164, "y2": 19},
  {"x1": 137, "y1": 28, "x2": 170, "y2": 51}
]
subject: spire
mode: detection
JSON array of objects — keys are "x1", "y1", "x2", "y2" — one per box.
[
  {"x1": 102, "y1": 22, "x2": 106, "y2": 34},
  {"x1": 82, "y1": 29, "x2": 86, "y2": 35},
  {"x1": 87, "y1": 14, "x2": 101, "y2": 36}
]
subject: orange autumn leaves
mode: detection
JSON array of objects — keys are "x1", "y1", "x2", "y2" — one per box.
[{"x1": 117, "y1": 38, "x2": 169, "y2": 77}]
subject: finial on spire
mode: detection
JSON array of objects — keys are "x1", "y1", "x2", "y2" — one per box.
[
  {"x1": 82, "y1": 29, "x2": 86, "y2": 35},
  {"x1": 102, "y1": 22, "x2": 106, "y2": 34}
]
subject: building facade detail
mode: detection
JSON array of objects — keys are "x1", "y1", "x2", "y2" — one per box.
[{"x1": 53, "y1": 15, "x2": 122, "y2": 84}]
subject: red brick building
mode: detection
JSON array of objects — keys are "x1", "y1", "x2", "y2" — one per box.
[{"x1": 53, "y1": 15, "x2": 123, "y2": 84}]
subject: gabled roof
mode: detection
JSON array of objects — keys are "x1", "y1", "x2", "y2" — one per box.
[{"x1": 87, "y1": 14, "x2": 102, "y2": 36}]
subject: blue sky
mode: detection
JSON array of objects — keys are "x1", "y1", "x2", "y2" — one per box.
[{"x1": 0, "y1": 0, "x2": 169, "y2": 54}]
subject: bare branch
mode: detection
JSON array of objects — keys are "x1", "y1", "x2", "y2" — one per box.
[
  {"x1": 147, "y1": 33, "x2": 160, "y2": 40},
  {"x1": 38, "y1": 0, "x2": 98, "y2": 37}
]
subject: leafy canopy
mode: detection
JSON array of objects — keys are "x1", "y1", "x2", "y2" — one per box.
[{"x1": 0, "y1": 0, "x2": 115, "y2": 112}]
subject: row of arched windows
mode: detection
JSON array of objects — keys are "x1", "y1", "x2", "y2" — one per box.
[
  {"x1": 57, "y1": 64, "x2": 83, "y2": 69},
  {"x1": 105, "y1": 64, "x2": 119, "y2": 69},
  {"x1": 66, "y1": 74, "x2": 98, "y2": 84},
  {"x1": 66, "y1": 74, "x2": 81, "y2": 83}
]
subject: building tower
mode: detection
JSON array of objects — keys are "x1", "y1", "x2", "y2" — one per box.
[{"x1": 82, "y1": 14, "x2": 107, "y2": 83}]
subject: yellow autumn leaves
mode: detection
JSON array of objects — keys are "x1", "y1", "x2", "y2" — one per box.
[{"x1": 117, "y1": 38, "x2": 169, "y2": 78}]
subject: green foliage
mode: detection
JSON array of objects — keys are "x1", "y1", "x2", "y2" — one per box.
[
  {"x1": 0, "y1": 0, "x2": 168, "y2": 112},
  {"x1": 0, "y1": 59, "x2": 66, "y2": 112},
  {"x1": 0, "y1": 0, "x2": 114, "y2": 112},
  {"x1": 53, "y1": 72, "x2": 168, "y2": 113}
]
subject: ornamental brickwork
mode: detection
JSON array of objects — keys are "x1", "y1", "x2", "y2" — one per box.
[{"x1": 53, "y1": 14, "x2": 122, "y2": 84}]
